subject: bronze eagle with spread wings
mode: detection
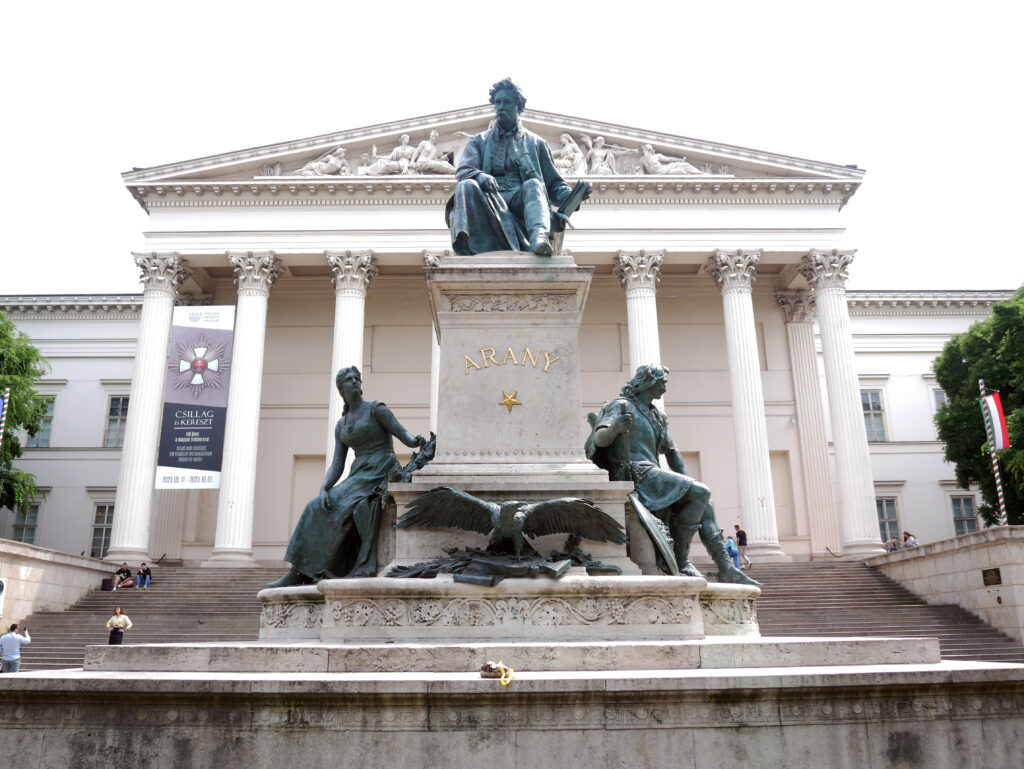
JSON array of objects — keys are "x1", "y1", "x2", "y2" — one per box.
[{"x1": 396, "y1": 487, "x2": 627, "y2": 558}]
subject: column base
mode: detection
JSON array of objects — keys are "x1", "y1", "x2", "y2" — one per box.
[
  {"x1": 839, "y1": 541, "x2": 888, "y2": 558},
  {"x1": 744, "y1": 543, "x2": 793, "y2": 563},
  {"x1": 201, "y1": 550, "x2": 258, "y2": 567},
  {"x1": 103, "y1": 548, "x2": 150, "y2": 566}
]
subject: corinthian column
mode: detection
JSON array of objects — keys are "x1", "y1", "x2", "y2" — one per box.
[
  {"x1": 707, "y1": 249, "x2": 788, "y2": 561},
  {"x1": 614, "y1": 250, "x2": 664, "y2": 374},
  {"x1": 800, "y1": 249, "x2": 884, "y2": 556},
  {"x1": 106, "y1": 252, "x2": 189, "y2": 563},
  {"x1": 776, "y1": 291, "x2": 840, "y2": 556},
  {"x1": 206, "y1": 251, "x2": 282, "y2": 565},
  {"x1": 325, "y1": 250, "x2": 378, "y2": 459}
]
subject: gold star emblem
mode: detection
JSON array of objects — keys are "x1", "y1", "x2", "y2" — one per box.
[{"x1": 499, "y1": 391, "x2": 521, "y2": 412}]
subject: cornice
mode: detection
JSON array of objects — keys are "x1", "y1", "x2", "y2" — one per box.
[
  {"x1": 846, "y1": 290, "x2": 1014, "y2": 316},
  {"x1": 128, "y1": 176, "x2": 858, "y2": 212},
  {"x1": 0, "y1": 295, "x2": 143, "y2": 318}
]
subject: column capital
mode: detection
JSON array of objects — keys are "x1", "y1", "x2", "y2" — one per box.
[
  {"x1": 775, "y1": 290, "x2": 817, "y2": 322},
  {"x1": 614, "y1": 250, "x2": 663, "y2": 292},
  {"x1": 132, "y1": 252, "x2": 189, "y2": 297},
  {"x1": 422, "y1": 249, "x2": 451, "y2": 268},
  {"x1": 708, "y1": 249, "x2": 760, "y2": 291},
  {"x1": 326, "y1": 250, "x2": 378, "y2": 294},
  {"x1": 800, "y1": 248, "x2": 857, "y2": 290},
  {"x1": 228, "y1": 251, "x2": 282, "y2": 296}
]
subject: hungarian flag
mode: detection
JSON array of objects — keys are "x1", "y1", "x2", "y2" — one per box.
[{"x1": 981, "y1": 392, "x2": 1011, "y2": 450}]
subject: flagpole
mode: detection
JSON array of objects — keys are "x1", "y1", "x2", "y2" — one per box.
[
  {"x1": 0, "y1": 387, "x2": 10, "y2": 456},
  {"x1": 978, "y1": 378, "x2": 1009, "y2": 525}
]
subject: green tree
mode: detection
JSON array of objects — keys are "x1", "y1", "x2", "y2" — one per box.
[
  {"x1": 0, "y1": 311, "x2": 51, "y2": 511},
  {"x1": 933, "y1": 287, "x2": 1024, "y2": 525}
]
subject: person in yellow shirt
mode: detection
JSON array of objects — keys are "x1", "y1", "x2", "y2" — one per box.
[{"x1": 105, "y1": 606, "x2": 132, "y2": 645}]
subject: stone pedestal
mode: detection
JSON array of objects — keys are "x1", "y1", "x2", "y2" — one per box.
[
  {"x1": 257, "y1": 573, "x2": 760, "y2": 644},
  {"x1": 419, "y1": 252, "x2": 603, "y2": 480}
]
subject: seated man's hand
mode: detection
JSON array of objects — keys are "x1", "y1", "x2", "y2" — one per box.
[
  {"x1": 580, "y1": 181, "x2": 593, "y2": 201},
  {"x1": 615, "y1": 412, "x2": 634, "y2": 435},
  {"x1": 551, "y1": 211, "x2": 573, "y2": 230},
  {"x1": 477, "y1": 173, "x2": 498, "y2": 193}
]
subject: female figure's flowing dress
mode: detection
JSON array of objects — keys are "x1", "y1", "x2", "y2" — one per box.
[{"x1": 285, "y1": 402, "x2": 398, "y2": 579}]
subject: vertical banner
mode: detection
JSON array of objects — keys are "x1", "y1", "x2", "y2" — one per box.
[{"x1": 156, "y1": 306, "x2": 235, "y2": 489}]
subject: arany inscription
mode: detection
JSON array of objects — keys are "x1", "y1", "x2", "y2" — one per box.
[{"x1": 465, "y1": 346, "x2": 560, "y2": 375}]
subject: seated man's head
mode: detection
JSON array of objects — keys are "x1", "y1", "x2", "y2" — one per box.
[{"x1": 489, "y1": 78, "x2": 526, "y2": 131}]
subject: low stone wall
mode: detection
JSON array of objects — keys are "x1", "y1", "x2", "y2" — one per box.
[
  {"x1": 0, "y1": 541, "x2": 109, "y2": 624},
  {"x1": 1, "y1": 665, "x2": 1022, "y2": 768},
  {"x1": 867, "y1": 526, "x2": 1024, "y2": 644}
]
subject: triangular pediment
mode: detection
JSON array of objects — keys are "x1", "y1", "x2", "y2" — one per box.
[{"x1": 123, "y1": 106, "x2": 864, "y2": 186}]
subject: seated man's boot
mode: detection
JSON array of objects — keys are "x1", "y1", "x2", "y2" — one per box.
[
  {"x1": 528, "y1": 228, "x2": 553, "y2": 257},
  {"x1": 672, "y1": 526, "x2": 706, "y2": 578},
  {"x1": 265, "y1": 566, "x2": 308, "y2": 588},
  {"x1": 701, "y1": 523, "x2": 762, "y2": 587}
]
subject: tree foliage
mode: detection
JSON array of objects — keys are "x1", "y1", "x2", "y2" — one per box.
[
  {"x1": 0, "y1": 311, "x2": 51, "y2": 511},
  {"x1": 933, "y1": 287, "x2": 1024, "y2": 525}
]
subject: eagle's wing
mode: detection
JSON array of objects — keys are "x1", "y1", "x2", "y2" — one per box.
[
  {"x1": 521, "y1": 498, "x2": 627, "y2": 544},
  {"x1": 396, "y1": 487, "x2": 497, "y2": 535}
]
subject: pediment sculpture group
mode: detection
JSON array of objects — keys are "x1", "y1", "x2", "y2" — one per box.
[{"x1": 291, "y1": 131, "x2": 727, "y2": 178}]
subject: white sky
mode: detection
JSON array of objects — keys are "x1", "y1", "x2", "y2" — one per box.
[{"x1": 3, "y1": 2, "x2": 1021, "y2": 295}]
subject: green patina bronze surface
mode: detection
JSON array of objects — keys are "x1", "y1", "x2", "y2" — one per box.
[
  {"x1": 446, "y1": 78, "x2": 592, "y2": 256},
  {"x1": 267, "y1": 367, "x2": 427, "y2": 587},
  {"x1": 586, "y1": 364, "x2": 760, "y2": 586}
]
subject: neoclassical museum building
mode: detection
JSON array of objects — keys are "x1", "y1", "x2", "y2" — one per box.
[{"x1": 1, "y1": 106, "x2": 1012, "y2": 566}]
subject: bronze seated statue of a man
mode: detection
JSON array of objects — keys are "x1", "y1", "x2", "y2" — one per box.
[
  {"x1": 447, "y1": 78, "x2": 590, "y2": 257},
  {"x1": 586, "y1": 364, "x2": 759, "y2": 586}
]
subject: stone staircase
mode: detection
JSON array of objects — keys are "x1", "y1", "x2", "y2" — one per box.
[
  {"x1": 752, "y1": 560, "x2": 1024, "y2": 663},
  {"x1": 15, "y1": 561, "x2": 1024, "y2": 671},
  {"x1": 17, "y1": 566, "x2": 281, "y2": 671}
]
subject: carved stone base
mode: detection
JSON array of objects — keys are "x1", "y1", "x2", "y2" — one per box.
[
  {"x1": 83, "y1": 636, "x2": 940, "y2": 674},
  {"x1": 259, "y1": 574, "x2": 759, "y2": 644}
]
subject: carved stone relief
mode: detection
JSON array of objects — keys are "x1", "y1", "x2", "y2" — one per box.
[
  {"x1": 260, "y1": 602, "x2": 323, "y2": 630},
  {"x1": 295, "y1": 147, "x2": 350, "y2": 177},
  {"x1": 443, "y1": 293, "x2": 575, "y2": 313},
  {"x1": 271, "y1": 128, "x2": 738, "y2": 180},
  {"x1": 328, "y1": 594, "x2": 696, "y2": 628}
]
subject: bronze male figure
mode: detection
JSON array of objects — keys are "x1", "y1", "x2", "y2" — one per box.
[
  {"x1": 447, "y1": 78, "x2": 590, "y2": 256},
  {"x1": 586, "y1": 364, "x2": 759, "y2": 586}
]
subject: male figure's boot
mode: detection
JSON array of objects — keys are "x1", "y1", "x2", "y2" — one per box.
[
  {"x1": 528, "y1": 228, "x2": 553, "y2": 257},
  {"x1": 672, "y1": 523, "x2": 706, "y2": 578},
  {"x1": 701, "y1": 519, "x2": 761, "y2": 587}
]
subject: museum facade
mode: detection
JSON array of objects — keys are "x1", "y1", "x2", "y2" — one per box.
[{"x1": 1, "y1": 106, "x2": 1011, "y2": 566}]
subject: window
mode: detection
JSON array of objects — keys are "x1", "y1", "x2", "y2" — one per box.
[
  {"x1": 876, "y1": 497, "x2": 900, "y2": 542},
  {"x1": 104, "y1": 396, "x2": 129, "y2": 448},
  {"x1": 90, "y1": 503, "x2": 115, "y2": 558},
  {"x1": 12, "y1": 504, "x2": 39, "y2": 544},
  {"x1": 933, "y1": 389, "x2": 948, "y2": 410},
  {"x1": 25, "y1": 397, "x2": 54, "y2": 448},
  {"x1": 952, "y1": 496, "x2": 979, "y2": 536},
  {"x1": 862, "y1": 390, "x2": 887, "y2": 442}
]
